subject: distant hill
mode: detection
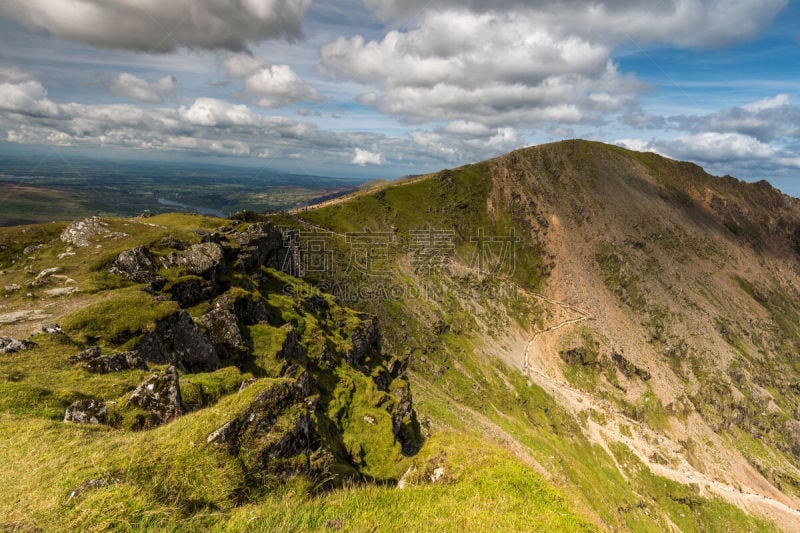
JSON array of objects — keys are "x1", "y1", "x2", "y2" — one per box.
[{"x1": 0, "y1": 156, "x2": 362, "y2": 226}]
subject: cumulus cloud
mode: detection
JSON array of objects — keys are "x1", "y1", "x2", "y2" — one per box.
[
  {"x1": 110, "y1": 73, "x2": 177, "y2": 103},
  {"x1": 223, "y1": 53, "x2": 321, "y2": 108},
  {"x1": 352, "y1": 148, "x2": 384, "y2": 166},
  {"x1": 242, "y1": 65, "x2": 321, "y2": 108},
  {"x1": 658, "y1": 132, "x2": 778, "y2": 162},
  {"x1": 178, "y1": 98, "x2": 259, "y2": 127},
  {"x1": 674, "y1": 94, "x2": 800, "y2": 142},
  {"x1": 0, "y1": 66, "x2": 33, "y2": 84},
  {"x1": 0, "y1": 76, "x2": 458, "y2": 169},
  {"x1": 319, "y1": 1, "x2": 784, "y2": 128},
  {"x1": 361, "y1": 0, "x2": 785, "y2": 48},
  {"x1": 0, "y1": 0, "x2": 313, "y2": 52},
  {"x1": 320, "y1": 9, "x2": 642, "y2": 127},
  {"x1": 0, "y1": 80, "x2": 60, "y2": 117}
]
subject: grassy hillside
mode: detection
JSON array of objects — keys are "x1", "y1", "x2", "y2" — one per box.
[{"x1": 2, "y1": 140, "x2": 798, "y2": 530}]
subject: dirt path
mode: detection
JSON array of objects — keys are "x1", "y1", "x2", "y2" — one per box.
[{"x1": 520, "y1": 303, "x2": 800, "y2": 530}]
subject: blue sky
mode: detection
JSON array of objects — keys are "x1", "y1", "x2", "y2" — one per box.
[{"x1": 0, "y1": 1, "x2": 798, "y2": 192}]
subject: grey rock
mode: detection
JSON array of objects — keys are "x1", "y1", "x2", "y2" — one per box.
[
  {"x1": 0, "y1": 336, "x2": 36, "y2": 354},
  {"x1": 388, "y1": 380, "x2": 420, "y2": 456},
  {"x1": 23, "y1": 244, "x2": 43, "y2": 256},
  {"x1": 231, "y1": 222, "x2": 286, "y2": 273},
  {"x1": 206, "y1": 379, "x2": 314, "y2": 470},
  {"x1": 82, "y1": 351, "x2": 148, "y2": 374},
  {"x1": 110, "y1": 246, "x2": 162, "y2": 285},
  {"x1": 36, "y1": 323, "x2": 64, "y2": 335},
  {"x1": 60, "y1": 216, "x2": 109, "y2": 247},
  {"x1": 166, "y1": 277, "x2": 205, "y2": 308},
  {"x1": 346, "y1": 316, "x2": 381, "y2": 370},
  {"x1": 64, "y1": 399, "x2": 108, "y2": 425},
  {"x1": 213, "y1": 291, "x2": 268, "y2": 325},
  {"x1": 127, "y1": 366, "x2": 182, "y2": 427},
  {"x1": 136, "y1": 311, "x2": 219, "y2": 372},
  {"x1": 162, "y1": 242, "x2": 225, "y2": 277},
  {"x1": 198, "y1": 308, "x2": 246, "y2": 359},
  {"x1": 277, "y1": 325, "x2": 305, "y2": 364},
  {"x1": 69, "y1": 346, "x2": 101, "y2": 362}
]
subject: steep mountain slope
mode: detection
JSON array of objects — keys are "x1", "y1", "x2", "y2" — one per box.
[{"x1": 276, "y1": 140, "x2": 800, "y2": 530}]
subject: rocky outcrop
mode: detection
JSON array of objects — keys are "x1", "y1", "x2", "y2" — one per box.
[
  {"x1": 166, "y1": 277, "x2": 206, "y2": 308},
  {"x1": 207, "y1": 378, "x2": 316, "y2": 475},
  {"x1": 110, "y1": 246, "x2": 164, "y2": 287},
  {"x1": 213, "y1": 291, "x2": 269, "y2": 325},
  {"x1": 162, "y1": 242, "x2": 225, "y2": 278},
  {"x1": 127, "y1": 366, "x2": 182, "y2": 428},
  {"x1": 0, "y1": 336, "x2": 36, "y2": 354},
  {"x1": 136, "y1": 311, "x2": 219, "y2": 372},
  {"x1": 64, "y1": 399, "x2": 108, "y2": 425},
  {"x1": 387, "y1": 380, "x2": 420, "y2": 456},
  {"x1": 60, "y1": 216, "x2": 109, "y2": 247},
  {"x1": 198, "y1": 308, "x2": 247, "y2": 360},
  {"x1": 346, "y1": 316, "x2": 381, "y2": 371},
  {"x1": 231, "y1": 222, "x2": 286, "y2": 274},
  {"x1": 81, "y1": 351, "x2": 148, "y2": 374},
  {"x1": 276, "y1": 325, "x2": 305, "y2": 365}
]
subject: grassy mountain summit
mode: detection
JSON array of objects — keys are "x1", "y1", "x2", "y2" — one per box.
[{"x1": 2, "y1": 140, "x2": 799, "y2": 530}]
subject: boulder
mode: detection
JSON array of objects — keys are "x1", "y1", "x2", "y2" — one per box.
[
  {"x1": 166, "y1": 277, "x2": 206, "y2": 308},
  {"x1": 0, "y1": 336, "x2": 36, "y2": 354},
  {"x1": 60, "y1": 216, "x2": 109, "y2": 247},
  {"x1": 162, "y1": 242, "x2": 225, "y2": 278},
  {"x1": 35, "y1": 323, "x2": 64, "y2": 335},
  {"x1": 64, "y1": 399, "x2": 108, "y2": 425},
  {"x1": 213, "y1": 291, "x2": 268, "y2": 325},
  {"x1": 110, "y1": 246, "x2": 163, "y2": 285},
  {"x1": 127, "y1": 366, "x2": 183, "y2": 427},
  {"x1": 136, "y1": 311, "x2": 219, "y2": 372},
  {"x1": 198, "y1": 308, "x2": 247, "y2": 359},
  {"x1": 82, "y1": 351, "x2": 148, "y2": 374},
  {"x1": 69, "y1": 346, "x2": 101, "y2": 362}
]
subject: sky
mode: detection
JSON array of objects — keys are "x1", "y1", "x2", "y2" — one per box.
[{"x1": 0, "y1": 1, "x2": 798, "y2": 191}]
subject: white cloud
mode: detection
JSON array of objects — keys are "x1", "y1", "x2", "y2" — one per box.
[
  {"x1": 110, "y1": 73, "x2": 176, "y2": 103},
  {"x1": 223, "y1": 53, "x2": 320, "y2": 108},
  {"x1": 223, "y1": 54, "x2": 267, "y2": 79},
  {"x1": 361, "y1": 0, "x2": 785, "y2": 48},
  {"x1": 178, "y1": 98, "x2": 258, "y2": 127},
  {"x1": 0, "y1": 66, "x2": 33, "y2": 84},
  {"x1": 352, "y1": 148, "x2": 384, "y2": 166},
  {"x1": 320, "y1": 9, "x2": 641, "y2": 127},
  {"x1": 0, "y1": 80, "x2": 60, "y2": 117},
  {"x1": 743, "y1": 93, "x2": 791, "y2": 112},
  {"x1": 0, "y1": 0, "x2": 313, "y2": 52},
  {"x1": 661, "y1": 132, "x2": 777, "y2": 162},
  {"x1": 242, "y1": 65, "x2": 321, "y2": 108}
]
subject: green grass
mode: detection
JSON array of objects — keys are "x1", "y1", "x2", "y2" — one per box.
[{"x1": 62, "y1": 286, "x2": 179, "y2": 347}]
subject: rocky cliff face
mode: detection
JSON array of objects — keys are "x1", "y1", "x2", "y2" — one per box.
[{"x1": 95, "y1": 219, "x2": 419, "y2": 475}]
